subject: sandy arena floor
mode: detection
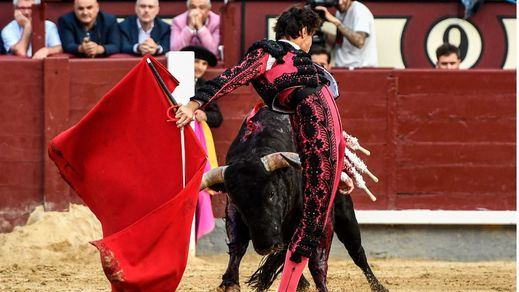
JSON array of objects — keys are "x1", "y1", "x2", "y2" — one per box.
[{"x1": 0, "y1": 205, "x2": 515, "y2": 291}]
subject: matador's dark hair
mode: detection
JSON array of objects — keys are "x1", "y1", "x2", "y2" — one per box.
[
  {"x1": 436, "y1": 43, "x2": 461, "y2": 60},
  {"x1": 274, "y1": 5, "x2": 322, "y2": 40}
]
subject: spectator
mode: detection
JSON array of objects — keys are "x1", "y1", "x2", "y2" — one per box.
[
  {"x1": 119, "y1": 0, "x2": 170, "y2": 56},
  {"x1": 315, "y1": 0, "x2": 377, "y2": 68},
  {"x1": 436, "y1": 43, "x2": 461, "y2": 70},
  {"x1": 58, "y1": 0, "x2": 120, "y2": 57},
  {"x1": 181, "y1": 45, "x2": 222, "y2": 128},
  {"x1": 310, "y1": 45, "x2": 332, "y2": 71},
  {"x1": 1, "y1": 0, "x2": 62, "y2": 59},
  {"x1": 310, "y1": 45, "x2": 339, "y2": 96},
  {"x1": 170, "y1": 0, "x2": 220, "y2": 58}
]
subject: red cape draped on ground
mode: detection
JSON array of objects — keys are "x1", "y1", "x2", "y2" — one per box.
[{"x1": 48, "y1": 56, "x2": 206, "y2": 291}]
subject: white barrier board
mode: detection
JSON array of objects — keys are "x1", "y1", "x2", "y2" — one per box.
[
  {"x1": 355, "y1": 210, "x2": 516, "y2": 225},
  {"x1": 167, "y1": 51, "x2": 195, "y2": 105}
]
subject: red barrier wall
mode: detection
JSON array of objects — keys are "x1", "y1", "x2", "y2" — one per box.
[
  {"x1": 0, "y1": 57, "x2": 515, "y2": 232},
  {"x1": 207, "y1": 68, "x2": 516, "y2": 211},
  {"x1": 391, "y1": 70, "x2": 516, "y2": 209},
  {"x1": 0, "y1": 58, "x2": 43, "y2": 231}
]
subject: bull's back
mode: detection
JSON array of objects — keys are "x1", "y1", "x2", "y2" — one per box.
[{"x1": 226, "y1": 108, "x2": 296, "y2": 163}]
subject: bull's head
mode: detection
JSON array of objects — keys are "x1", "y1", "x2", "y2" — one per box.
[{"x1": 201, "y1": 152, "x2": 301, "y2": 255}]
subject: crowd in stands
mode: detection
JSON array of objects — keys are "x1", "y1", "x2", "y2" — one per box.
[
  {"x1": 1, "y1": 0, "x2": 220, "y2": 59},
  {"x1": 0, "y1": 0, "x2": 461, "y2": 69}
]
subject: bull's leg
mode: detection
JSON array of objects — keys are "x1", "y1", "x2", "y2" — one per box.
[
  {"x1": 333, "y1": 195, "x2": 388, "y2": 292},
  {"x1": 307, "y1": 215, "x2": 334, "y2": 292},
  {"x1": 296, "y1": 275, "x2": 311, "y2": 292},
  {"x1": 218, "y1": 202, "x2": 251, "y2": 292}
]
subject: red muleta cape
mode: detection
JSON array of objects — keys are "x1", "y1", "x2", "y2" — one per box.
[{"x1": 48, "y1": 56, "x2": 206, "y2": 291}]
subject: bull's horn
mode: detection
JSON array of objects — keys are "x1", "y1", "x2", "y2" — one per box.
[
  {"x1": 200, "y1": 166, "x2": 228, "y2": 191},
  {"x1": 260, "y1": 152, "x2": 301, "y2": 172}
]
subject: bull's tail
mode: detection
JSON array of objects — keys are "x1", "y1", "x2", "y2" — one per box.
[{"x1": 246, "y1": 249, "x2": 286, "y2": 291}]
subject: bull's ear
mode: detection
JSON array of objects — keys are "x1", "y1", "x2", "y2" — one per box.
[{"x1": 207, "y1": 183, "x2": 226, "y2": 193}]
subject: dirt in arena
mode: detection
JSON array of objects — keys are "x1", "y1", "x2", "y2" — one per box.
[{"x1": 0, "y1": 205, "x2": 515, "y2": 292}]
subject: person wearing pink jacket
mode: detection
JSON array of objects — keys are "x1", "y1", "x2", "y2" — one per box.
[{"x1": 170, "y1": 0, "x2": 220, "y2": 58}]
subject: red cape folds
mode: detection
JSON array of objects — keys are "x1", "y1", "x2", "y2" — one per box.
[{"x1": 48, "y1": 56, "x2": 206, "y2": 291}]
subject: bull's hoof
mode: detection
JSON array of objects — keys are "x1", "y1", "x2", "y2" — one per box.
[
  {"x1": 296, "y1": 276, "x2": 311, "y2": 292},
  {"x1": 296, "y1": 285, "x2": 312, "y2": 292},
  {"x1": 216, "y1": 283, "x2": 241, "y2": 292}
]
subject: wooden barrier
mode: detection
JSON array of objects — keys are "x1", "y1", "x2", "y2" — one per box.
[
  {"x1": 0, "y1": 58, "x2": 44, "y2": 231},
  {"x1": 0, "y1": 56, "x2": 515, "y2": 232}
]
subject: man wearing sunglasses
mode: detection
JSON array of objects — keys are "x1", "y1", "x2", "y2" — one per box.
[{"x1": 1, "y1": 0, "x2": 62, "y2": 59}]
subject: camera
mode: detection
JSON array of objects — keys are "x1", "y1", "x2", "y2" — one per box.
[
  {"x1": 307, "y1": 0, "x2": 338, "y2": 20},
  {"x1": 307, "y1": 0, "x2": 338, "y2": 8},
  {"x1": 307, "y1": 0, "x2": 338, "y2": 46}
]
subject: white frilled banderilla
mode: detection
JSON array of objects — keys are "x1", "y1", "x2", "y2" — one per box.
[
  {"x1": 278, "y1": 130, "x2": 379, "y2": 201},
  {"x1": 199, "y1": 131, "x2": 378, "y2": 201},
  {"x1": 342, "y1": 131, "x2": 378, "y2": 201}
]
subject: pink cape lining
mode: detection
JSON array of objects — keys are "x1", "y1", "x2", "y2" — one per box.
[{"x1": 194, "y1": 121, "x2": 216, "y2": 241}]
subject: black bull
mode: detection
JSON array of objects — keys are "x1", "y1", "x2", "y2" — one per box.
[{"x1": 204, "y1": 107, "x2": 387, "y2": 292}]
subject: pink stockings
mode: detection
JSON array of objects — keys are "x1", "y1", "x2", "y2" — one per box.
[{"x1": 278, "y1": 250, "x2": 309, "y2": 292}]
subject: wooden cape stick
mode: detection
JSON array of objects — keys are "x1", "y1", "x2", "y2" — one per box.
[{"x1": 146, "y1": 58, "x2": 186, "y2": 188}]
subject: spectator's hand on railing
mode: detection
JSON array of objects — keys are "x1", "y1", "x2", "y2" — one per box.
[
  {"x1": 80, "y1": 41, "x2": 103, "y2": 58},
  {"x1": 32, "y1": 47, "x2": 49, "y2": 59},
  {"x1": 83, "y1": 41, "x2": 97, "y2": 57},
  {"x1": 138, "y1": 38, "x2": 159, "y2": 55},
  {"x1": 95, "y1": 44, "x2": 105, "y2": 56}
]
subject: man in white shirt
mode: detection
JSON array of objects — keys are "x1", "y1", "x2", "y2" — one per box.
[
  {"x1": 315, "y1": 0, "x2": 377, "y2": 68},
  {"x1": 1, "y1": 0, "x2": 62, "y2": 59}
]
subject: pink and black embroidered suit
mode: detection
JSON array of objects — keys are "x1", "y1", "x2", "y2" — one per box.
[{"x1": 192, "y1": 40, "x2": 346, "y2": 263}]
